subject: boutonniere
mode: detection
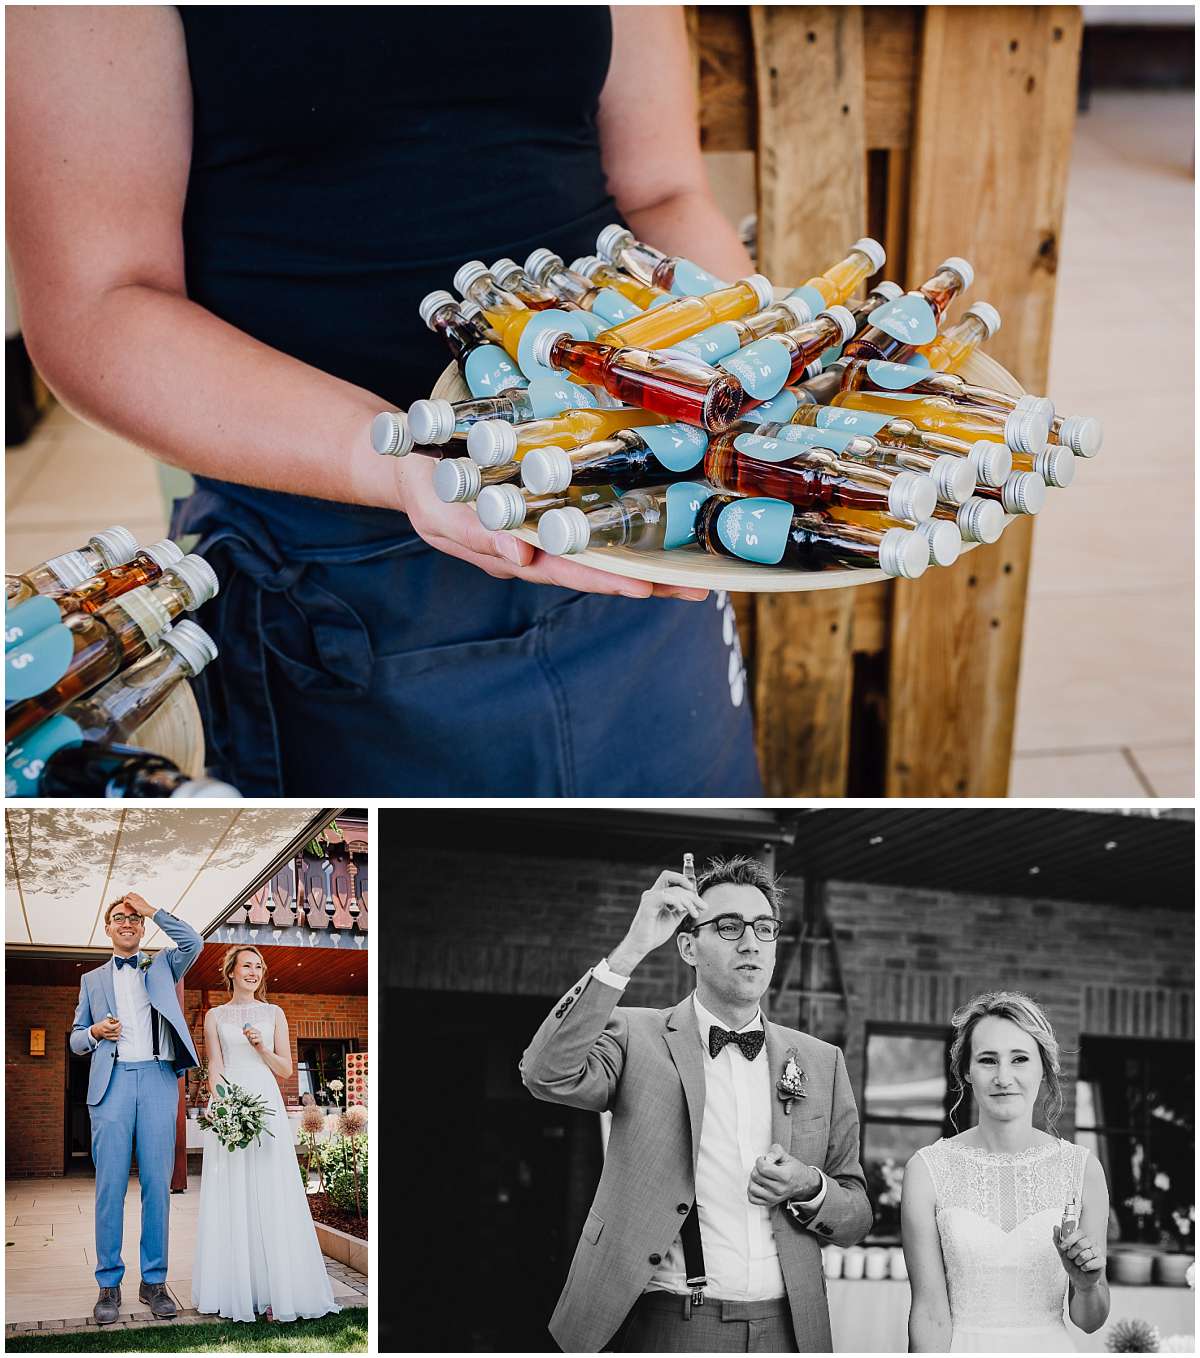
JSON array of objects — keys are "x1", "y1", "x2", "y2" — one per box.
[
  {"x1": 776, "y1": 1048, "x2": 806, "y2": 1115},
  {"x1": 138, "y1": 954, "x2": 153, "y2": 973}
]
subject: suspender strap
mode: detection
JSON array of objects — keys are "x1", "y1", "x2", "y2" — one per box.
[{"x1": 680, "y1": 1202, "x2": 707, "y2": 1311}]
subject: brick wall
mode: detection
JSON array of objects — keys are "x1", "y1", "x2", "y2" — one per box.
[
  {"x1": 5, "y1": 983, "x2": 366, "y2": 1178},
  {"x1": 387, "y1": 848, "x2": 1194, "y2": 1138}
]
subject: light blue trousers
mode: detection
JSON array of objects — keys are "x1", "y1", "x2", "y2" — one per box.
[{"x1": 89, "y1": 1060, "x2": 179, "y2": 1287}]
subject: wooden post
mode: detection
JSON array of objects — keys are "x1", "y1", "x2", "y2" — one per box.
[
  {"x1": 885, "y1": 7, "x2": 1082, "y2": 795},
  {"x1": 749, "y1": 5, "x2": 868, "y2": 794}
]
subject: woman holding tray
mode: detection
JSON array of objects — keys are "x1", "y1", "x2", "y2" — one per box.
[{"x1": 7, "y1": 6, "x2": 762, "y2": 795}]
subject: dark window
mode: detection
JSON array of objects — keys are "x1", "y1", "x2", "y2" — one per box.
[
  {"x1": 1076, "y1": 1036, "x2": 1194, "y2": 1248},
  {"x1": 297, "y1": 1038, "x2": 356, "y2": 1107},
  {"x1": 861, "y1": 1023, "x2": 961, "y2": 1240}
]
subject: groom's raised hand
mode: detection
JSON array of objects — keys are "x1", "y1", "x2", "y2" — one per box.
[
  {"x1": 120, "y1": 892, "x2": 156, "y2": 919},
  {"x1": 748, "y1": 1144, "x2": 821, "y2": 1206}
]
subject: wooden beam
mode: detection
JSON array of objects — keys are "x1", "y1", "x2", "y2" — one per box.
[
  {"x1": 748, "y1": 6, "x2": 867, "y2": 794},
  {"x1": 695, "y1": 7, "x2": 756, "y2": 152},
  {"x1": 886, "y1": 6, "x2": 1082, "y2": 795}
]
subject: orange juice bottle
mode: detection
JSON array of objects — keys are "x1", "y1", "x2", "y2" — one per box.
[
  {"x1": 829, "y1": 388, "x2": 1047, "y2": 457},
  {"x1": 594, "y1": 275, "x2": 774, "y2": 350},
  {"x1": 915, "y1": 302, "x2": 1001, "y2": 372},
  {"x1": 454, "y1": 261, "x2": 535, "y2": 360},
  {"x1": 791, "y1": 238, "x2": 886, "y2": 313},
  {"x1": 466, "y1": 407, "x2": 669, "y2": 467},
  {"x1": 570, "y1": 255, "x2": 670, "y2": 310}
]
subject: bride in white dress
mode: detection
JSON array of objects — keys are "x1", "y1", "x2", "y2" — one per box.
[
  {"x1": 192, "y1": 945, "x2": 340, "y2": 1323},
  {"x1": 903, "y1": 992, "x2": 1111, "y2": 1352}
]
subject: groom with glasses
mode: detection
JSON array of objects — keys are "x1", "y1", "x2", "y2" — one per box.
[
  {"x1": 70, "y1": 893, "x2": 202, "y2": 1325},
  {"x1": 522, "y1": 854, "x2": 872, "y2": 1353}
]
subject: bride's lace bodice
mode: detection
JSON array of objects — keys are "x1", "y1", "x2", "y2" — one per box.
[
  {"x1": 214, "y1": 1001, "x2": 277, "y2": 1078},
  {"x1": 917, "y1": 1138, "x2": 1087, "y2": 1332}
]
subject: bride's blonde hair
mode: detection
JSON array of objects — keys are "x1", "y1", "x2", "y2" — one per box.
[
  {"x1": 220, "y1": 945, "x2": 270, "y2": 1002},
  {"x1": 948, "y1": 991, "x2": 1064, "y2": 1136}
]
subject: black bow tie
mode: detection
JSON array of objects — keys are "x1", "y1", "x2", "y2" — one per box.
[
  {"x1": 709, "y1": 1026, "x2": 765, "y2": 1061},
  {"x1": 114, "y1": 954, "x2": 140, "y2": 971}
]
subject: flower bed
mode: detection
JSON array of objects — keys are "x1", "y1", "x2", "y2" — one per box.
[{"x1": 308, "y1": 1191, "x2": 368, "y2": 1242}]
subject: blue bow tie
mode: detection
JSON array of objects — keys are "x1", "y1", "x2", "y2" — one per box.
[{"x1": 114, "y1": 954, "x2": 141, "y2": 971}]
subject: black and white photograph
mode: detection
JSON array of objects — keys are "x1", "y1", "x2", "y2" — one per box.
[{"x1": 383, "y1": 806, "x2": 1194, "y2": 1353}]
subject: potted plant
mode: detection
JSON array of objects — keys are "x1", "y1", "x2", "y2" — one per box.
[{"x1": 187, "y1": 1061, "x2": 209, "y2": 1118}]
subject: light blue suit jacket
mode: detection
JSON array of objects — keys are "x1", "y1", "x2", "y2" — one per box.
[{"x1": 69, "y1": 909, "x2": 203, "y2": 1105}]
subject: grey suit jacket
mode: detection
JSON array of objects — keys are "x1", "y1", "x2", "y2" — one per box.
[
  {"x1": 69, "y1": 909, "x2": 203, "y2": 1105},
  {"x1": 522, "y1": 971, "x2": 873, "y2": 1353}
]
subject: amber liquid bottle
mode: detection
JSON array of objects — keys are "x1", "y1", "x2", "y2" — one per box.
[
  {"x1": 930, "y1": 496, "x2": 1007, "y2": 545},
  {"x1": 6, "y1": 557, "x2": 218, "y2": 743},
  {"x1": 843, "y1": 257, "x2": 974, "y2": 364},
  {"x1": 915, "y1": 302, "x2": 1001, "y2": 372},
  {"x1": 61, "y1": 620, "x2": 218, "y2": 742},
  {"x1": 828, "y1": 387, "x2": 1046, "y2": 459},
  {"x1": 836, "y1": 356, "x2": 1054, "y2": 425},
  {"x1": 594, "y1": 275, "x2": 774, "y2": 350},
  {"x1": 491, "y1": 258, "x2": 587, "y2": 313},
  {"x1": 795, "y1": 237, "x2": 886, "y2": 309},
  {"x1": 467, "y1": 407, "x2": 669, "y2": 468},
  {"x1": 453, "y1": 262, "x2": 534, "y2": 359},
  {"x1": 419, "y1": 291, "x2": 496, "y2": 368},
  {"x1": 570, "y1": 255, "x2": 669, "y2": 310},
  {"x1": 673, "y1": 295, "x2": 818, "y2": 365},
  {"x1": 6, "y1": 526, "x2": 139, "y2": 606},
  {"x1": 693, "y1": 495, "x2": 928, "y2": 579},
  {"x1": 596, "y1": 224, "x2": 726, "y2": 295},
  {"x1": 47, "y1": 540, "x2": 185, "y2": 615},
  {"x1": 975, "y1": 471, "x2": 1047, "y2": 516},
  {"x1": 702, "y1": 433, "x2": 936, "y2": 523},
  {"x1": 36, "y1": 744, "x2": 238, "y2": 798}
]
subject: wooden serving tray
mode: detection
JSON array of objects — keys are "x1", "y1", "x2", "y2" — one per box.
[
  {"x1": 431, "y1": 351, "x2": 1023, "y2": 593},
  {"x1": 130, "y1": 681, "x2": 206, "y2": 779}
]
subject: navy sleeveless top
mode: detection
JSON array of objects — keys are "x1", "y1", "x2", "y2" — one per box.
[{"x1": 179, "y1": 6, "x2": 618, "y2": 427}]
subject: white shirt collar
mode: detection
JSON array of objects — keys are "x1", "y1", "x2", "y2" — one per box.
[{"x1": 693, "y1": 993, "x2": 764, "y2": 1046}]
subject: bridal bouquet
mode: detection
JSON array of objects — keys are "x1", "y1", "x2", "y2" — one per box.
[{"x1": 198, "y1": 1080, "x2": 276, "y2": 1151}]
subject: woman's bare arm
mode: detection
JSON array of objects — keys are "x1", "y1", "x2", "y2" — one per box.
[
  {"x1": 902, "y1": 1153, "x2": 954, "y2": 1351},
  {"x1": 5, "y1": 6, "x2": 684, "y2": 600},
  {"x1": 598, "y1": 6, "x2": 755, "y2": 283}
]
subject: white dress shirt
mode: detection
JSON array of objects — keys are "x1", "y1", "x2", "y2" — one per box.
[
  {"x1": 591, "y1": 961, "x2": 828, "y2": 1301},
  {"x1": 111, "y1": 953, "x2": 157, "y2": 1062}
]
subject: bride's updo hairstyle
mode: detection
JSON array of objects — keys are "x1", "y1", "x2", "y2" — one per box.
[
  {"x1": 948, "y1": 991, "x2": 1064, "y2": 1136},
  {"x1": 220, "y1": 945, "x2": 270, "y2": 1002}
]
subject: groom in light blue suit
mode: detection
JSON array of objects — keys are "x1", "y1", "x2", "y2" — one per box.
[{"x1": 70, "y1": 893, "x2": 202, "y2": 1325}]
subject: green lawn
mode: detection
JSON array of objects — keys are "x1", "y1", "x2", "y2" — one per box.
[{"x1": 5, "y1": 1309, "x2": 367, "y2": 1353}]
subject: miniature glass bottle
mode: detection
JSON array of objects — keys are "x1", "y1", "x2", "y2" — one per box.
[
  {"x1": 915, "y1": 302, "x2": 1001, "y2": 372},
  {"x1": 467, "y1": 406, "x2": 669, "y2": 468},
  {"x1": 593, "y1": 275, "x2": 775, "y2": 350},
  {"x1": 790, "y1": 237, "x2": 886, "y2": 313},
  {"x1": 35, "y1": 743, "x2": 238, "y2": 798},
  {"x1": 6, "y1": 526, "x2": 139, "y2": 606},
  {"x1": 525, "y1": 249, "x2": 645, "y2": 327},
  {"x1": 475, "y1": 482, "x2": 620, "y2": 532},
  {"x1": 843, "y1": 257, "x2": 974, "y2": 364},
  {"x1": 570, "y1": 255, "x2": 669, "y2": 310},
  {"x1": 596, "y1": 224, "x2": 727, "y2": 296},
  {"x1": 45, "y1": 540, "x2": 186, "y2": 615}
]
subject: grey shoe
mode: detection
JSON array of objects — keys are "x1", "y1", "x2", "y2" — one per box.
[
  {"x1": 93, "y1": 1285, "x2": 121, "y2": 1325},
  {"x1": 139, "y1": 1282, "x2": 177, "y2": 1320}
]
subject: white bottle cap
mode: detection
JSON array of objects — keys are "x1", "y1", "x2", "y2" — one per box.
[
  {"x1": 870, "y1": 281, "x2": 903, "y2": 303},
  {"x1": 476, "y1": 483, "x2": 529, "y2": 531},
  {"x1": 418, "y1": 290, "x2": 458, "y2": 330},
  {"x1": 459, "y1": 298, "x2": 485, "y2": 323},
  {"x1": 570, "y1": 255, "x2": 602, "y2": 279},
  {"x1": 371, "y1": 411, "x2": 412, "y2": 457},
  {"x1": 1004, "y1": 405, "x2": 1050, "y2": 455},
  {"x1": 1000, "y1": 470, "x2": 1047, "y2": 515},
  {"x1": 524, "y1": 248, "x2": 563, "y2": 284},
  {"x1": 531, "y1": 325, "x2": 572, "y2": 371},
  {"x1": 596, "y1": 224, "x2": 634, "y2": 263},
  {"x1": 778, "y1": 294, "x2": 814, "y2": 326},
  {"x1": 888, "y1": 471, "x2": 937, "y2": 524},
  {"x1": 957, "y1": 497, "x2": 1006, "y2": 544},
  {"x1": 407, "y1": 398, "x2": 457, "y2": 446},
  {"x1": 432, "y1": 457, "x2": 483, "y2": 504},
  {"x1": 161, "y1": 618, "x2": 219, "y2": 674},
  {"x1": 467, "y1": 420, "x2": 519, "y2": 467},
  {"x1": 937, "y1": 256, "x2": 974, "y2": 289},
  {"x1": 539, "y1": 505, "x2": 591, "y2": 556},
  {"x1": 878, "y1": 528, "x2": 929, "y2": 580},
  {"x1": 805, "y1": 361, "x2": 824, "y2": 379},
  {"x1": 453, "y1": 260, "x2": 491, "y2": 296},
  {"x1": 490, "y1": 258, "x2": 521, "y2": 287},
  {"x1": 167, "y1": 554, "x2": 219, "y2": 607},
  {"x1": 969, "y1": 440, "x2": 1013, "y2": 487},
  {"x1": 1015, "y1": 392, "x2": 1057, "y2": 423},
  {"x1": 914, "y1": 519, "x2": 962, "y2": 568},
  {"x1": 1034, "y1": 444, "x2": 1077, "y2": 489},
  {"x1": 966, "y1": 301, "x2": 1001, "y2": 337},
  {"x1": 851, "y1": 237, "x2": 886, "y2": 272},
  {"x1": 170, "y1": 777, "x2": 241, "y2": 799},
  {"x1": 822, "y1": 305, "x2": 857, "y2": 343},
  {"x1": 521, "y1": 446, "x2": 573, "y2": 495},
  {"x1": 143, "y1": 539, "x2": 186, "y2": 572},
  {"x1": 90, "y1": 526, "x2": 139, "y2": 569},
  {"x1": 1058, "y1": 413, "x2": 1103, "y2": 458},
  {"x1": 742, "y1": 274, "x2": 775, "y2": 309},
  {"x1": 931, "y1": 453, "x2": 977, "y2": 505}
]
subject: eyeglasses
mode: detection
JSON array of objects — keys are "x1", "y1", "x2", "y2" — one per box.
[
  {"x1": 108, "y1": 913, "x2": 143, "y2": 927},
  {"x1": 681, "y1": 914, "x2": 781, "y2": 942}
]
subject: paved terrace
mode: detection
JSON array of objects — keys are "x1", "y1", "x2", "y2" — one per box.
[{"x1": 6, "y1": 1173, "x2": 367, "y2": 1339}]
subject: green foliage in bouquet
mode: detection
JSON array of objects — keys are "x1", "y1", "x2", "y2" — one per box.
[{"x1": 198, "y1": 1079, "x2": 276, "y2": 1151}]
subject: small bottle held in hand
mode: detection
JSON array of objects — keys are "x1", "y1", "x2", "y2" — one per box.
[
  {"x1": 682, "y1": 853, "x2": 697, "y2": 890},
  {"x1": 1060, "y1": 1196, "x2": 1079, "y2": 1239}
]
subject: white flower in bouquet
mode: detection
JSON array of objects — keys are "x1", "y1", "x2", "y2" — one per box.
[{"x1": 198, "y1": 1080, "x2": 275, "y2": 1151}]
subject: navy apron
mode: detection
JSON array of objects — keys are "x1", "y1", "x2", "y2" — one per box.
[{"x1": 175, "y1": 6, "x2": 762, "y2": 795}]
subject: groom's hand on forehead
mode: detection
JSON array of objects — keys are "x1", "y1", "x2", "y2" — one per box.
[{"x1": 118, "y1": 893, "x2": 155, "y2": 919}]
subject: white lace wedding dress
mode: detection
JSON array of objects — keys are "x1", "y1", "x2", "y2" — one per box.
[
  {"x1": 916, "y1": 1137, "x2": 1088, "y2": 1352},
  {"x1": 191, "y1": 1001, "x2": 340, "y2": 1323}
]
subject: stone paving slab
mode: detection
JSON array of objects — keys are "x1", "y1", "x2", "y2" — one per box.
[{"x1": 5, "y1": 1294, "x2": 367, "y2": 1340}]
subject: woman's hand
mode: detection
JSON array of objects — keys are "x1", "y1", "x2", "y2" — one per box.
[
  {"x1": 394, "y1": 453, "x2": 709, "y2": 602},
  {"x1": 1053, "y1": 1225, "x2": 1105, "y2": 1290},
  {"x1": 243, "y1": 1026, "x2": 264, "y2": 1051}
]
